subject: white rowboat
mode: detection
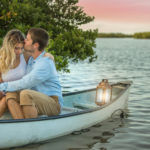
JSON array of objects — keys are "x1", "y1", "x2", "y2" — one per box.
[{"x1": 0, "y1": 80, "x2": 132, "y2": 148}]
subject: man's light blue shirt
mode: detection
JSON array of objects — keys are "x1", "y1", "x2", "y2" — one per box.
[{"x1": 0, "y1": 51, "x2": 63, "y2": 107}]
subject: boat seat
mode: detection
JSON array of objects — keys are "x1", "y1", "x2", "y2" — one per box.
[
  {"x1": 73, "y1": 102, "x2": 100, "y2": 109},
  {"x1": 60, "y1": 106, "x2": 82, "y2": 115},
  {"x1": 113, "y1": 85, "x2": 126, "y2": 89}
]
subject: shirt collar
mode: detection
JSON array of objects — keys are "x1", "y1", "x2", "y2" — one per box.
[{"x1": 31, "y1": 50, "x2": 46, "y2": 62}]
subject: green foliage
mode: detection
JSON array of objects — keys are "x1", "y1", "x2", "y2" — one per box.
[
  {"x1": 133, "y1": 32, "x2": 150, "y2": 39},
  {"x1": 97, "y1": 32, "x2": 150, "y2": 39},
  {"x1": 98, "y1": 33, "x2": 132, "y2": 38},
  {"x1": 46, "y1": 28, "x2": 98, "y2": 72},
  {"x1": 0, "y1": 0, "x2": 98, "y2": 72}
]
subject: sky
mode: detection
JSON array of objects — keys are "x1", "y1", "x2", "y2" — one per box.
[{"x1": 78, "y1": 0, "x2": 150, "y2": 34}]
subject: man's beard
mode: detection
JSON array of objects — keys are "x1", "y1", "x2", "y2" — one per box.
[{"x1": 24, "y1": 49, "x2": 35, "y2": 53}]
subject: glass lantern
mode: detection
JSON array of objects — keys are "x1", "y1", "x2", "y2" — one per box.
[{"x1": 95, "y1": 79, "x2": 112, "y2": 106}]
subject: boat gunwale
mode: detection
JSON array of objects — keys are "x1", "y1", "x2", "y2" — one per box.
[{"x1": 0, "y1": 82, "x2": 132, "y2": 124}]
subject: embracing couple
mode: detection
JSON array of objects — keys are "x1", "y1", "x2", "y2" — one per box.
[{"x1": 0, "y1": 28, "x2": 63, "y2": 119}]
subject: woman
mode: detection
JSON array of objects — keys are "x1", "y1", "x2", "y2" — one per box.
[{"x1": 0, "y1": 29, "x2": 54, "y2": 117}]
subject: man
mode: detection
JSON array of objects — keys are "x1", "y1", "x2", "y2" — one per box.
[{"x1": 0, "y1": 28, "x2": 63, "y2": 119}]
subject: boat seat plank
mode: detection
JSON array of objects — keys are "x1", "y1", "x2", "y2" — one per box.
[
  {"x1": 60, "y1": 106, "x2": 82, "y2": 115},
  {"x1": 112, "y1": 85, "x2": 126, "y2": 89},
  {"x1": 73, "y1": 102, "x2": 100, "y2": 109}
]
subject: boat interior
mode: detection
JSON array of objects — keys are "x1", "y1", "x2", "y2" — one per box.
[
  {"x1": 0, "y1": 82, "x2": 129, "y2": 120},
  {"x1": 60, "y1": 82, "x2": 128, "y2": 115}
]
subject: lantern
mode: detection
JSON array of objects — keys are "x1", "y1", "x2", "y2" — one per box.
[{"x1": 95, "y1": 79, "x2": 112, "y2": 106}]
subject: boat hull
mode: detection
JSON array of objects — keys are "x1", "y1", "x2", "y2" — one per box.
[{"x1": 0, "y1": 82, "x2": 131, "y2": 148}]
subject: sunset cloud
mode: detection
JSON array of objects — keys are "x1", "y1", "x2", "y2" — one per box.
[{"x1": 78, "y1": 0, "x2": 150, "y2": 33}]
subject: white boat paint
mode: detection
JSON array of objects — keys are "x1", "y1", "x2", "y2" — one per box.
[{"x1": 0, "y1": 81, "x2": 132, "y2": 148}]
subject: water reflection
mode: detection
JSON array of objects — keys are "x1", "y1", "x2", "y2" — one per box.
[{"x1": 12, "y1": 117, "x2": 126, "y2": 150}]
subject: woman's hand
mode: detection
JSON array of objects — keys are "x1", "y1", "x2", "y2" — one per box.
[{"x1": 44, "y1": 53, "x2": 54, "y2": 61}]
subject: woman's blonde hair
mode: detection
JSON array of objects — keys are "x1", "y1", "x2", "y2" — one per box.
[{"x1": 0, "y1": 29, "x2": 25, "y2": 73}]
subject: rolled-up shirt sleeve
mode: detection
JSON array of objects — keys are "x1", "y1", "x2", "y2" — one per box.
[{"x1": 0, "y1": 58, "x2": 51, "y2": 92}]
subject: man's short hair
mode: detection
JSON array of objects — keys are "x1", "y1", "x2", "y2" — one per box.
[{"x1": 28, "y1": 28, "x2": 49, "y2": 51}]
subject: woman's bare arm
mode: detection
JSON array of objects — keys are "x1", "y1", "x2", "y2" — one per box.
[
  {"x1": 0, "y1": 73, "x2": 4, "y2": 99},
  {"x1": 0, "y1": 73, "x2": 3, "y2": 83}
]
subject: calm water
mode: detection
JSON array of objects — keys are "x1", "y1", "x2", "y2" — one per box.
[{"x1": 14, "y1": 38, "x2": 150, "y2": 150}]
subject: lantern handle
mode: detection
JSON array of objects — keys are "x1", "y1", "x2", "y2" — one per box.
[
  {"x1": 102, "y1": 79, "x2": 108, "y2": 83},
  {"x1": 99, "y1": 79, "x2": 108, "y2": 85}
]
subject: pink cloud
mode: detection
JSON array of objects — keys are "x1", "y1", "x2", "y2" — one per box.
[{"x1": 78, "y1": 0, "x2": 150, "y2": 24}]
